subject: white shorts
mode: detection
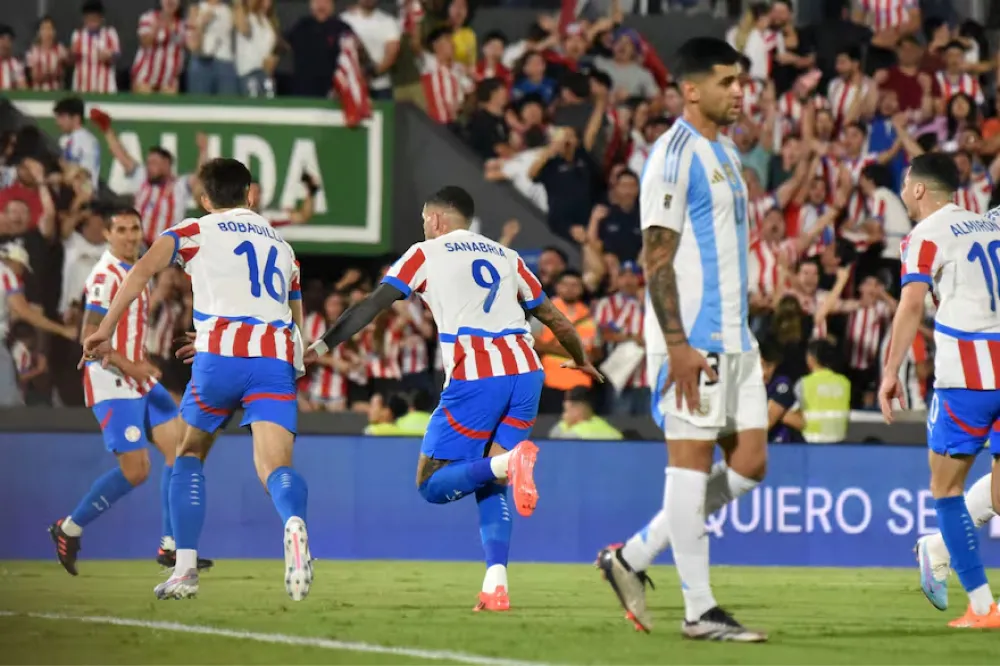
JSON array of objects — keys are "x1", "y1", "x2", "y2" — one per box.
[{"x1": 648, "y1": 348, "x2": 768, "y2": 441}]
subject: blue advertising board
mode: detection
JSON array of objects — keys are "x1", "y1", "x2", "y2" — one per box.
[{"x1": 0, "y1": 435, "x2": 997, "y2": 566}]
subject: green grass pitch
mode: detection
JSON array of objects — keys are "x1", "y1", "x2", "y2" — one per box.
[{"x1": 0, "y1": 560, "x2": 995, "y2": 664}]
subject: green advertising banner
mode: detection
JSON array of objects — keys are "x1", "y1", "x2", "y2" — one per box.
[{"x1": 8, "y1": 93, "x2": 393, "y2": 256}]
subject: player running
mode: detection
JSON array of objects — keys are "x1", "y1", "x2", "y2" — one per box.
[
  {"x1": 880, "y1": 154, "x2": 1000, "y2": 628},
  {"x1": 83, "y1": 159, "x2": 312, "y2": 601},
  {"x1": 49, "y1": 208, "x2": 213, "y2": 575},
  {"x1": 595, "y1": 37, "x2": 768, "y2": 642},
  {"x1": 306, "y1": 186, "x2": 600, "y2": 611}
]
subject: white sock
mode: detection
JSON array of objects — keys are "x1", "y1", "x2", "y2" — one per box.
[
  {"x1": 664, "y1": 467, "x2": 717, "y2": 622},
  {"x1": 160, "y1": 536, "x2": 176, "y2": 551},
  {"x1": 175, "y1": 548, "x2": 198, "y2": 572},
  {"x1": 482, "y1": 564, "x2": 508, "y2": 592},
  {"x1": 926, "y1": 473, "x2": 995, "y2": 566},
  {"x1": 61, "y1": 516, "x2": 82, "y2": 537},
  {"x1": 490, "y1": 452, "x2": 510, "y2": 480},
  {"x1": 620, "y1": 462, "x2": 759, "y2": 573},
  {"x1": 969, "y1": 583, "x2": 994, "y2": 615}
]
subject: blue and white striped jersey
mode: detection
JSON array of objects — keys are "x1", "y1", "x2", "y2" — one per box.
[{"x1": 640, "y1": 118, "x2": 754, "y2": 355}]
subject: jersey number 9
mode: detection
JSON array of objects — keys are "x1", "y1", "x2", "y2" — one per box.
[
  {"x1": 471, "y1": 259, "x2": 502, "y2": 313},
  {"x1": 234, "y1": 241, "x2": 287, "y2": 303}
]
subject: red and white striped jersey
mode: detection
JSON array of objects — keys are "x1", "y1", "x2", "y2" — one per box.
[
  {"x1": 741, "y1": 79, "x2": 765, "y2": 121},
  {"x1": 420, "y1": 53, "x2": 474, "y2": 125},
  {"x1": 0, "y1": 56, "x2": 27, "y2": 90},
  {"x1": 859, "y1": 0, "x2": 918, "y2": 32},
  {"x1": 146, "y1": 298, "x2": 182, "y2": 359},
  {"x1": 901, "y1": 203, "x2": 1000, "y2": 389},
  {"x1": 26, "y1": 44, "x2": 68, "y2": 90},
  {"x1": 594, "y1": 292, "x2": 646, "y2": 388},
  {"x1": 132, "y1": 10, "x2": 186, "y2": 91},
  {"x1": 399, "y1": 299, "x2": 430, "y2": 375},
  {"x1": 70, "y1": 26, "x2": 120, "y2": 93},
  {"x1": 11, "y1": 340, "x2": 32, "y2": 376},
  {"x1": 827, "y1": 76, "x2": 874, "y2": 123},
  {"x1": 935, "y1": 71, "x2": 984, "y2": 106},
  {"x1": 362, "y1": 323, "x2": 403, "y2": 379},
  {"x1": 749, "y1": 237, "x2": 799, "y2": 296},
  {"x1": 164, "y1": 209, "x2": 304, "y2": 374},
  {"x1": 475, "y1": 60, "x2": 512, "y2": 88},
  {"x1": 868, "y1": 186, "x2": 912, "y2": 259},
  {"x1": 0, "y1": 262, "x2": 24, "y2": 341},
  {"x1": 954, "y1": 175, "x2": 993, "y2": 215},
  {"x1": 792, "y1": 288, "x2": 833, "y2": 339},
  {"x1": 381, "y1": 228, "x2": 543, "y2": 386},
  {"x1": 83, "y1": 251, "x2": 155, "y2": 405},
  {"x1": 748, "y1": 192, "x2": 778, "y2": 231},
  {"x1": 133, "y1": 169, "x2": 192, "y2": 247},
  {"x1": 798, "y1": 203, "x2": 835, "y2": 257},
  {"x1": 841, "y1": 153, "x2": 878, "y2": 242},
  {"x1": 845, "y1": 300, "x2": 891, "y2": 369},
  {"x1": 881, "y1": 330, "x2": 929, "y2": 410},
  {"x1": 308, "y1": 347, "x2": 348, "y2": 404},
  {"x1": 302, "y1": 311, "x2": 324, "y2": 346}
]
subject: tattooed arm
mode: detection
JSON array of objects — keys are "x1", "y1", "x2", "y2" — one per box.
[
  {"x1": 528, "y1": 297, "x2": 589, "y2": 366},
  {"x1": 643, "y1": 226, "x2": 686, "y2": 347}
]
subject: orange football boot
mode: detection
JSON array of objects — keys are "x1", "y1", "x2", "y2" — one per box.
[
  {"x1": 949, "y1": 603, "x2": 1000, "y2": 628},
  {"x1": 474, "y1": 586, "x2": 511, "y2": 612},
  {"x1": 508, "y1": 441, "x2": 539, "y2": 517}
]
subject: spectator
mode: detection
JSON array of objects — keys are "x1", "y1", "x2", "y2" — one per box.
[
  {"x1": 549, "y1": 386, "x2": 623, "y2": 439},
  {"x1": 70, "y1": 0, "x2": 120, "y2": 94},
  {"x1": 727, "y1": 2, "x2": 780, "y2": 83},
  {"x1": 132, "y1": 0, "x2": 186, "y2": 95},
  {"x1": 858, "y1": 163, "x2": 911, "y2": 288},
  {"x1": 759, "y1": 337, "x2": 801, "y2": 443},
  {"x1": 0, "y1": 158, "x2": 55, "y2": 239},
  {"x1": 935, "y1": 40, "x2": 985, "y2": 110},
  {"x1": 826, "y1": 45, "x2": 876, "y2": 127},
  {"x1": 592, "y1": 260, "x2": 646, "y2": 415},
  {"x1": 286, "y1": 0, "x2": 354, "y2": 98},
  {"x1": 512, "y1": 51, "x2": 556, "y2": 105},
  {"x1": 412, "y1": 25, "x2": 474, "y2": 129},
  {"x1": 186, "y1": 0, "x2": 239, "y2": 95},
  {"x1": 662, "y1": 81, "x2": 684, "y2": 118},
  {"x1": 592, "y1": 28, "x2": 658, "y2": 101},
  {"x1": 9, "y1": 321, "x2": 49, "y2": 405},
  {"x1": 26, "y1": 17, "x2": 69, "y2": 92},
  {"x1": 0, "y1": 25, "x2": 28, "y2": 91},
  {"x1": 875, "y1": 36, "x2": 937, "y2": 123},
  {"x1": 535, "y1": 246, "x2": 567, "y2": 296},
  {"x1": 340, "y1": 0, "x2": 401, "y2": 101},
  {"x1": 146, "y1": 268, "x2": 190, "y2": 401},
  {"x1": 534, "y1": 270, "x2": 598, "y2": 413},
  {"x1": 854, "y1": 0, "x2": 921, "y2": 72},
  {"x1": 836, "y1": 275, "x2": 897, "y2": 408},
  {"x1": 54, "y1": 97, "x2": 101, "y2": 190},
  {"x1": 364, "y1": 391, "x2": 432, "y2": 436},
  {"x1": 588, "y1": 169, "x2": 640, "y2": 262},
  {"x1": 307, "y1": 292, "x2": 354, "y2": 412},
  {"x1": 444, "y1": 0, "x2": 476, "y2": 71},
  {"x1": 57, "y1": 202, "x2": 106, "y2": 319},
  {"x1": 789, "y1": 338, "x2": 851, "y2": 443},
  {"x1": 466, "y1": 78, "x2": 512, "y2": 159},
  {"x1": 474, "y1": 30, "x2": 512, "y2": 87},
  {"x1": 397, "y1": 297, "x2": 434, "y2": 394},
  {"x1": 483, "y1": 126, "x2": 549, "y2": 210},
  {"x1": 529, "y1": 125, "x2": 601, "y2": 240}
]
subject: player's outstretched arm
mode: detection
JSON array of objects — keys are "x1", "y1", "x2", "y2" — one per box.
[
  {"x1": 528, "y1": 297, "x2": 603, "y2": 382},
  {"x1": 310, "y1": 282, "x2": 406, "y2": 356},
  {"x1": 878, "y1": 280, "x2": 928, "y2": 422}
]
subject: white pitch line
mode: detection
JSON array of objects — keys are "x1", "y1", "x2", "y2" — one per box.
[{"x1": 0, "y1": 611, "x2": 555, "y2": 666}]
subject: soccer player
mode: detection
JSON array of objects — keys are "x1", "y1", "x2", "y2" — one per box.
[
  {"x1": 880, "y1": 153, "x2": 1000, "y2": 628},
  {"x1": 82, "y1": 159, "x2": 312, "y2": 601},
  {"x1": 49, "y1": 208, "x2": 212, "y2": 574},
  {"x1": 595, "y1": 37, "x2": 768, "y2": 641},
  {"x1": 306, "y1": 186, "x2": 600, "y2": 610}
]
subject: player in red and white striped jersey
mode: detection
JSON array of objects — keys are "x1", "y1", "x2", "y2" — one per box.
[
  {"x1": 50, "y1": 208, "x2": 210, "y2": 578},
  {"x1": 70, "y1": 2, "x2": 120, "y2": 94},
  {"x1": 882, "y1": 156, "x2": 1000, "y2": 628},
  {"x1": 936, "y1": 42, "x2": 985, "y2": 108},
  {"x1": 83, "y1": 159, "x2": 312, "y2": 601},
  {"x1": 826, "y1": 47, "x2": 876, "y2": 127},
  {"x1": 417, "y1": 27, "x2": 475, "y2": 126},
  {"x1": 26, "y1": 17, "x2": 68, "y2": 91},
  {"x1": 307, "y1": 186, "x2": 598, "y2": 608},
  {"x1": 132, "y1": 1, "x2": 186, "y2": 94},
  {"x1": 0, "y1": 26, "x2": 27, "y2": 91}
]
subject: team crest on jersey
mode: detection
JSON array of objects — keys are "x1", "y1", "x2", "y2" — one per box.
[
  {"x1": 663, "y1": 194, "x2": 673, "y2": 209},
  {"x1": 722, "y1": 163, "x2": 736, "y2": 181},
  {"x1": 93, "y1": 274, "x2": 106, "y2": 284},
  {"x1": 711, "y1": 169, "x2": 725, "y2": 184}
]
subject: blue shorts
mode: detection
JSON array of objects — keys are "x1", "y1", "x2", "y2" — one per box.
[
  {"x1": 928, "y1": 388, "x2": 1000, "y2": 457},
  {"x1": 180, "y1": 353, "x2": 297, "y2": 435},
  {"x1": 422, "y1": 371, "x2": 543, "y2": 461},
  {"x1": 91, "y1": 383, "x2": 179, "y2": 454}
]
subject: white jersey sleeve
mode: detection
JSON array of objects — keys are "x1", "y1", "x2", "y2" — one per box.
[
  {"x1": 515, "y1": 255, "x2": 544, "y2": 309},
  {"x1": 163, "y1": 217, "x2": 202, "y2": 267},
  {"x1": 383, "y1": 243, "x2": 429, "y2": 297},
  {"x1": 639, "y1": 128, "x2": 693, "y2": 235}
]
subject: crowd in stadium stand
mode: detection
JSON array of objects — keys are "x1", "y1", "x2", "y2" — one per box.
[{"x1": 0, "y1": 0, "x2": 998, "y2": 440}]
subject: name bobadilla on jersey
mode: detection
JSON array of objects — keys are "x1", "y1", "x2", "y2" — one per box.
[{"x1": 215, "y1": 220, "x2": 283, "y2": 241}]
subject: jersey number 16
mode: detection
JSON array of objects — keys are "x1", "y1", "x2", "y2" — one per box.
[{"x1": 234, "y1": 241, "x2": 287, "y2": 303}]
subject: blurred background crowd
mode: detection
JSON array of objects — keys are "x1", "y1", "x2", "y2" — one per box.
[{"x1": 1, "y1": 0, "x2": 999, "y2": 442}]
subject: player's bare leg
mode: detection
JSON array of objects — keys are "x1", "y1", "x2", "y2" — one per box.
[
  {"x1": 150, "y1": 416, "x2": 214, "y2": 571},
  {"x1": 155, "y1": 426, "x2": 216, "y2": 600},
  {"x1": 929, "y1": 451, "x2": 1000, "y2": 628},
  {"x1": 253, "y1": 421, "x2": 312, "y2": 602}
]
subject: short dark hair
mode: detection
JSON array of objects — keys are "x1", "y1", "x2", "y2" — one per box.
[
  {"x1": 148, "y1": 146, "x2": 174, "y2": 163},
  {"x1": 54, "y1": 96, "x2": 85, "y2": 118},
  {"x1": 909, "y1": 152, "x2": 960, "y2": 194},
  {"x1": 565, "y1": 386, "x2": 592, "y2": 406},
  {"x1": 673, "y1": 37, "x2": 741, "y2": 81},
  {"x1": 898, "y1": 34, "x2": 921, "y2": 49},
  {"x1": 198, "y1": 158, "x2": 252, "y2": 208},
  {"x1": 81, "y1": 0, "x2": 104, "y2": 15},
  {"x1": 807, "y1": 339, "x2": 838, "y2": 369},
  {"x1": 758, "y1": 336, "x2": 785, "y2": 366},
  {"x1": 409, "y1": 389, "x2": 434, "y2": 412},
  {"x1": 541, "y1": 246, "x2": 568, "y2": 264},
  {"x1": 0, "y1": 24, "x2": 14, "y2": 39},
  {"x1": 556, "y1": 268, "x2": 583, "y2": 283},
  {"x1": 563, "y1": 72, "x2": 590, "y2": 100},
  {"x1": 844, "y1": 121, "x2": 868, "y2": 137},
  {"x1": 103, "y1": 206, "x2": 142, "y2": 230},
  {"x1": 425, "y1": 186, "x2": 475, "y2": 220},
  {"x1": 943, "y1": 39, "x2": 967, "y2": 53},
  {"x1": 860, "y1": 163, "x2": 892, "y2": 189},
  {"x1": 482, "y1": 29, "x2": 508, "y2": 46},
  {"x1": 617, "y1": 169, "x2": 639, "y2": 183},
  {"x1": 386, "y1": 394, "x2": 409, "y2": 421},
  {"x1": 476, "y1": 78, "x2": 506, "y2": 104},
  {"x1": 836, "y1": 45, "x2": 862, "y2": 62}
]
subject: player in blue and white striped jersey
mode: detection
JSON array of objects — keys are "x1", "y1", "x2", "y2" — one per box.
[{"x1": 597, "y1": 37, "x2": 768, "y2": 642}]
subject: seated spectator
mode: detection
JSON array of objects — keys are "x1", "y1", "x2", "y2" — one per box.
[
  {"x1": 549, "y1": 386, "x2": 623, "y2": 439},
  {"x1": 466, "y1": 78, "x2": 512, "y2": 159},
  {"x1": 592, "y1": 28, "x2": 658, "y2": 101},
  {"x1": 132, "y1": 0, "x2": 186, "y2": 95},
  {"x1": 26, "y1": 16, "x2": 69, "y2": 92},
  {"x1": 70, "y1": 1, "x2": 120, "y2": 94},
  {"x1": 513, "y1": 51, "x2": 557, "y2": 105},
  {"x1": 0, "y1": 25, "x2": 27, "y2": 91}
]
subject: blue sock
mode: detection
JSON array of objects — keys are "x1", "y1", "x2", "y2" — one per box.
[
  {"x1": 476, "y1": 483, "x2": 512, "y2": 567},
  {"x1": 69, "y1": 467, "x2": 135, "y2": 527},
  {"x1": 418, "y1": 458, "x2": 497, "y2": 504},
  {"x1": 936, "y1": 495, "x2": 989, "y2": 592},
  {"x1": 160, "y1": 465, "x2": 173, "y2": 542},
  {"x1": 169, "y1": 456, "x2": 206, "y2": 550},
  {"x1": 266, "y1": 466, "x2": 308, "y2": 524}
]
